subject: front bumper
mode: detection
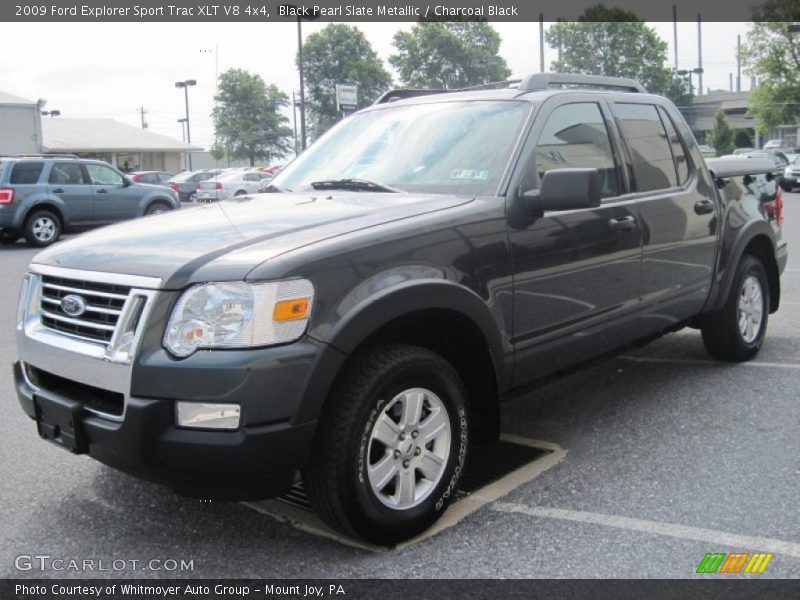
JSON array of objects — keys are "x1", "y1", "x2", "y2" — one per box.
[
  {"x1": 13, "y1": 265, "x2": 341, "y2": 499},
  {"x1": 14, "y1": 362, "x2": 316, "y2": 499}
]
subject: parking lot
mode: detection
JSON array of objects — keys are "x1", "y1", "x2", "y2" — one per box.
[{"x1": 1, "y1": 195, "x2": 799, "y2": 579}]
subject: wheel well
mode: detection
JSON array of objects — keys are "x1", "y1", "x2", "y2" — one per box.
[
  {"x1": 744, "y1": 235, "x2": 780, "y2": 313},
  {"x1": 147, "y1": 199, "x2": 171, "y2": 210},
  {"x1": 25, "y1": 204, "x2": 64, "y2": 228},
  {"x1": 357, "y1": 309, "x2": 501, "y2": 444}
]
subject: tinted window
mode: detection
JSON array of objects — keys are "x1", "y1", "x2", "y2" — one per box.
[
  {"x1": 613, "y1": 103, "x2": 678, "y2": 192},
  {"x1": 49, "y1": 163, "x2": 86, "y2": 185},
  {"x1": 10, "y1": 162, "x2": 44, "y2": 184},
  {"x1": 86, "y1": 164, "x2": 124, "y2": 186},
  {"x1": 657, "y1": 106, "x2": 689, "y2": 185},
  {"x1": 533, "y1": 102, "x2": 619, "y2": 199}
]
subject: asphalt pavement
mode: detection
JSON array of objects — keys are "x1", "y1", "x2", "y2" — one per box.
[{"x1": 1, "y1": 196, "x2": 799, "y2": 579}]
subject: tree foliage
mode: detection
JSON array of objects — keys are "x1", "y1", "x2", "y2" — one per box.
[
  {"x1": 734, "y1": 129, "x2": 753, "y2": 148},
  {"x1": 212, "y1": 69, "x2": 292, "y2": 165},
  {"x1": 740, "y1": 0, "x2": 800, "y2": 131},
  {"x1": 390, "y1": 21, "x2": 511, "y2": 89},
  {"x1": 545, "y1": 5, "x2": 688, "y2": 105},
  {"x1": 301, "y1": 24, "x2": 392, "y2": 140},
  {"x1": 708, "y1": 110, "x2": 735, "y2": 156}
]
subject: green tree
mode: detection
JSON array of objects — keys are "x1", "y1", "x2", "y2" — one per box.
[
  {"x1": 301, "y1": 24, "x2": 392, "y2": 140},
  {"x1": 740, "y1": 1, "x2": 800, "y2": 132},
  {"x1": 390, "y1": 21, "x2": 511, "y2": 89},
  {"x1": 545, "y1": 5, "x2": 687, "y2": 104},
  {"x1": 212, "y1": 69, "x2": 292, "y2": 166},
  {"x1": 734, "y1": 129, "x2": 753, "y2": 148},
  {"x1": 708, "y1": 110, "x2": 735, "y2": 156}
]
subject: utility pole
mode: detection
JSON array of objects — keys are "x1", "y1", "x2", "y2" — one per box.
[
  {"x1": 297, "y1": 18, "x2": 307, "y2": 151},
  {"x1": 697, "y1": 15, "x2": 703, "y2": 96},
  {"x1": 556, "y1": 18, "x2": 562, "y2": 63},
  {"x1": 729, "y1": 73, "x2": 733, "y2": 92},
  {"x1": 139, "y1": 106, "x2": 147, "y2": 129},
  {"x1": 736, "y1": 35, "x2": 741, "y2": 92},
  {"x1": 673, "y1": 5, "x2": 678, "y2": 71},
  {"x1": 539, "y1": 14, "x2": 545, "y2": 73}
]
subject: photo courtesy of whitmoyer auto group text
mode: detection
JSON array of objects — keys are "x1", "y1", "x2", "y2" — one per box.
[{"x1": 1, "y1": 0, "x2": 799, "y2": 597}]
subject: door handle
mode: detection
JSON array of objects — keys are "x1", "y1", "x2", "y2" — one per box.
[
  {"x1": 52, "y1": 188, "x2": 64, "y2": 194},
  {"x1": 96, "y1": 189, "x2": 108, "y2": 194},
  {"x1": 694, "y1": 199, "x2": 716, "y2": 215},
  {"x1": 608, "y1": 216, "x2": 637, "y2": 232}
]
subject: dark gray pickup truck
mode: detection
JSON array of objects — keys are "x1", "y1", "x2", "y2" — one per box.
[{"x1": 13, "y1": 74, "x2": 787, "y2": 544}]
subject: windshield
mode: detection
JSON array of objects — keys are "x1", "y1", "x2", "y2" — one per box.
[{"x1": 271, "y1": 100, "x2": 530, "y2": 196}]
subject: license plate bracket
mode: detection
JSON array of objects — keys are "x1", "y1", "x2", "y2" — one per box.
[{"x1": 34, "y1": 394, "x2": 88, "y2": 454}]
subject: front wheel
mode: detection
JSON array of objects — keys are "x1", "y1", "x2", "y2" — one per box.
[
  {"x1": 701, "y1": 254, "x2": 769, "y2": 362},
  {"x1": 304, "y1": 343, "x2": 469, "y2": 545},
  {"x1": 145, "y1": 201, "x2": 171, "y2": 215}
]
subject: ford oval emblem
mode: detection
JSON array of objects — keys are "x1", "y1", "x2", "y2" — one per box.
[{"x1": 60, "y1": 294, "x2": 88, "y2": 317}]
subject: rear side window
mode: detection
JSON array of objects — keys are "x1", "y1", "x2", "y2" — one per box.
[
  {"x1": 49, "y1": 163, "x2": 87, "y2": 185},
  {"x1": 613, "y1": 103, "x2": 678, "y2": 192},
  {"x1": 657, "y1": 107, "x2": 689, "y2": 185},
  {"x1": 10, "y1": 162, "x2": 44, "y2": 184},
  {"x1": 533, "y1": 102, "x2": 620, "y2": 199}
]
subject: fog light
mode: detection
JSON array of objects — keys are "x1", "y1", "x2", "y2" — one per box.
[{"x1": 176, "y1": 402, "x2": 241, "y2": 430}]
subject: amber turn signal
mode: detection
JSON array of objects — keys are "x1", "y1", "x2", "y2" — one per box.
[{"x1": 273, "y1": 297, "x2": 311, "y2": 322}]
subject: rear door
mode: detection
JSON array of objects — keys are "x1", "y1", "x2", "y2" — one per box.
[
  {"x1": 508, "y1": 97, "x2": 644, "y2": 383},
  {"x1": 47, "y1": 162, "x2": 93, "y2": 223},
  {"x1": 611, "y1": 101, "x2": 717, "y2": 323},
  {"x1": 86, "y1": 163, "x2": 139, "y2": 221}
]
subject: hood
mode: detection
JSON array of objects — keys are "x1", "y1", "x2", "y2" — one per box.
[{"x1": 32, "y1": 192, "x2": 471, "y2": 288}]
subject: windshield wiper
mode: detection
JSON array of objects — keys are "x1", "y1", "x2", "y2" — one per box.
[{"x1": 309, "y1": 178, "x2": 402, "y2": 193}]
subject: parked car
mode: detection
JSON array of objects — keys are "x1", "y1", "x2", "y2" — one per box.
[
  {"x1": 732, "y1": 148, "x2": 754, "y2": 155},
  {"x1": 0, "y1": 156, "x2": 180, "y2": 247},
  {"x1": 196, "y1": 170, "x2": 269, "y2": 202},
  {"x1": 168, "y1": 169, "x2": 222, "y2": 203},
  {"x1": 13, "y1": 74, "x2": 787, "y2": 545},
  {"x1": 698, "y1": 144, "x2": 716, "y2": 157},
  {"x1": 129, "y1": 171, "x2": 174, "y2": 185},
  {"x1": 735, "y1": 150, "x2": 789, "y2": 186},
  {"x1": 783, "y1": 156, "x2": 800, "y2": 191},
  {"x1": 256, "y1": 177, "x2": 274, "y2": 193},
  {"x1": 763, "y1": 139, "x2": 787, "y2": 150}
]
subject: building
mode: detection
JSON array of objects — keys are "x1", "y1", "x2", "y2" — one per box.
[
  {"x1": 41, "y1": 118, "x2": 202, "y2": 173},
  {"x1": 0, "y1": 91, "x2": 42, "y2": 155},
  {"x1": 681, "y1": 90, "x2": 800, "y2": 149}
]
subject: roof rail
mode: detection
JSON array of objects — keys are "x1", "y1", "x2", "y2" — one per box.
[
  {"x1": 518, "y1": 73, "x2": 647, "y2": 93},
  {"x1": 373, "y1": 89, "x2": 447, "y2": 105},
  {"x1": 0, "y1": 153, "x2": 80, "y2": 159},
  {"x1": 373, "y1": 79, "x2": 523, "y2": 105}
]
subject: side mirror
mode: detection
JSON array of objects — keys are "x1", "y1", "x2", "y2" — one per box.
[
  {"x1": 122, "y1": 176, "x2": 132, "y2": 187},
  {"x1": 523, "y1": 168, "x2": 601, "y2": 212}
]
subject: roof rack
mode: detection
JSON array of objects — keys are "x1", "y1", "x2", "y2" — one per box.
[
  {"x1": 373, "y1": 80, "x2": 522, "y2": 104},
  {"x1": 518, "y1": 73, "x2": 647, "y2": 93},
  {"x1": 0, "y1": 153, "x2": 80, "y2": 159}
]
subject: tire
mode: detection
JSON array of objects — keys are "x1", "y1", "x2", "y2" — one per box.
[
  {"x1": 304, "y1": 343, "x2": 469, "y2": 545},
  {"x1": 23, "y1": 209, "x2": 61, "y2": 247},
  {"x1": 0, "y1": 229, "x2": 21, "y2": 245},
  {"x1": 145, "y1": 201, "x2": 171, "y2": 215},
  {"x1": 701, "y1": 254, "x2": 769, "y2": 362}
]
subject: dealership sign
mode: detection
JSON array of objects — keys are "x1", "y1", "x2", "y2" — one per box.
[{"x1": 336, "y1": 84, "x2": 358, "y2": 112}]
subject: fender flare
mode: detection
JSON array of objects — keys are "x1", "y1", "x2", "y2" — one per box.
[
  {"x1": 706, "y1": 219, "x2": 778, "y2": 313},
  {"x1": 294, "y1": 280, "x2": 508, "y2": 424},
  {"x1": 19, "y1": 199, "x2": 67, "y2": 229}
]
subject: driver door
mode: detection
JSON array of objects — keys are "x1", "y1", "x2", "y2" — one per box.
[
  {"x1": 86, "y1": 163, "x2": 139, "y2": 222},
  {"x1": 508, "y1": 97, "x2": 644, "y2": 384}
]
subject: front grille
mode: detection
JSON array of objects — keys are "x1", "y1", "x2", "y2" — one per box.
[
  {"x1": 28, "y1": 366, "x2": 125, "y2": 416},
  {"x1": 39, "y1": 275, "x2": 131, "y2": 344}
]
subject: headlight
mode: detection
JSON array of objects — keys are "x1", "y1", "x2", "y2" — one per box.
[
  {"x1": 16, "y1": 273, "x2": 31, "y2": 327},
  {"x1": 164, "y1": 279, "x2": 314, "y2": 358}
]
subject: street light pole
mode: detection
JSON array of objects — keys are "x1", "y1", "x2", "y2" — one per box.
[
  {"x1": 297, "y1": 18, "x2": 307, "y2": 151},
  {"x1": 175, "y1": 79, "x2": 196, "y2": 169},
  {"x1": 292, "y1": 91, "x2": 299, "y2": 156}
]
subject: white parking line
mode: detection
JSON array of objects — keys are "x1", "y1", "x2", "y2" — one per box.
[
  {"x1": 620, "y1": 355, "x2": 800, "y2": 370},
  {"x1": 492, "y1": 502, "x2": 800, "y2": 558}
]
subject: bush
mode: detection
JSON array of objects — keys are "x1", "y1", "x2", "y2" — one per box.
[{"x1": 734, "y1": 129, "x2": 752, "y2": 148}]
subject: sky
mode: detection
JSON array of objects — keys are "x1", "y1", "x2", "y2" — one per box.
[{"x1": 1, "y1": 21, "x2": 751, "y2": 150}]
